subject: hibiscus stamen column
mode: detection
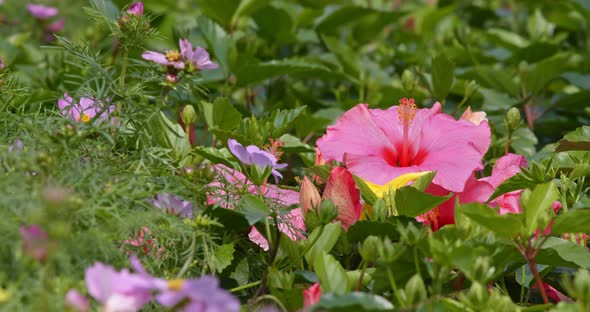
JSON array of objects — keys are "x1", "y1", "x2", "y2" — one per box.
[{"x1": 397, "y1": 98, "x2": 417, "y2": 167}]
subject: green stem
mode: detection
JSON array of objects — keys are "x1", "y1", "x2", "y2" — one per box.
[
  {"x1": 254, "y1": 295, "x2": 288, "y2": 312},
  {"x1": 387, "y1": 268, "x2": 404, "y2": 307},
  {"x1": 119, "y1": 50, "x2": 128, "y2": 90},
  {"x1": 176, "y1": 233, "x2": 197, "y2": 278},
  {"x1": 413, "y1": 248, "x2": 422, "y2": 277},
  {"x1": 230, "y1": 280, "x2": 261, "y2": 293}
]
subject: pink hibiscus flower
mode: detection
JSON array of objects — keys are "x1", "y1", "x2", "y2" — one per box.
[
  {"x1": 316, "y1": 99, "x2": 490, "y2": 193},
  {"x1": 303, "y1": 282, "x2": 321, "y2": 308},
  {"x1": 207, "y1": 165, "x2": 305, "y2": 251}
]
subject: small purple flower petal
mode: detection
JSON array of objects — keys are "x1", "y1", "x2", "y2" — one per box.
[
  {"x1": 27, "y1": 4, "x2": 58, "y2": 19},
  {"x1": 191, "y1": 47, "x2": 218, "y2": 70},
  {"x1": 127, "y1": 1, "x2": 143, "y2": 16},
  {"x1": 228, "y1": 139, "x2": 252, "y2": 165},
  {"x1": 0, "y1": 56, "x2": 4, "y2": 71},
  {"x1": 65, "y1": 289, "x2": 89, "y2": 312},
  {"x1": 179, "y1": 39, "x2": 193, "y2": 61},
  {"x1": 142, "y1": 51, "x2": 169, "y2": 65},
  {"x1": 47, "y1": 18, "x2": 65, "y2": 33},
  {"x1": 20, "y1": 225, "x2": 48, "y2": 262},
  {"x1": 155, "y1": 276, "x2": 240, "y2": 311},
  {"x1": 150, "y1": 193, "x2": 194, "y2": 218}
]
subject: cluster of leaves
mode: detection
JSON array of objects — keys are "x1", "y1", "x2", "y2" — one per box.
[{"x1": 0, "y1": 0, "x2": 589, "y2": 311}]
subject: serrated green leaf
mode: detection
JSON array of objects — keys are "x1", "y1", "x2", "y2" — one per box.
[
  {"x1": 431, "y1": 53, "x2": 455, "y2": 101},
  {"x1": 552, "y1": 208, "x2": 590, "y2": 235},
  {"x1": 347, "y1": 221, "x2": 399, "y2": 244},
  {"x1": 212, "y1": 243, "x2": 235, "y2": 273},
  {"x1": 456, "y1": 203, "x2": 525, "y2": 238},
  {"x1": 193, "y1": 146, "x2": 237, "y2": 168},
  {"x1": 310, "y1": 292, "x2": 394, "y2": 311},
  {"x1": 237, "y1": 194, "x2": 271, "y2": 225},
  {"x1": 395, "y1": 186, "x2": 452, "y2": 217},
  {"x1": 524, "y1": 53, "x2": 571, "y2": 95}
]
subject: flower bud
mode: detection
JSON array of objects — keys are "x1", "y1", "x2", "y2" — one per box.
[
  {"x1": 401, "y1": 69, "x2": 415, "y2": 92},
  {"x1": 372, "y1": 199, "x2": 387, "y2": 221},
  {"x1": 464, "y1": 80, "x2": 478, "y2": 99},
  {"x1": 181, "y1": 105, "x2": 196, "y2": 127},
  {"x1": 404, "y1": 274, "x2": 427, "y2": 305},
  {"x1": 318, "y1": 199, "x2": 338, "y2": 225},
  {"x1": 359, "y1": 236, "x2": 380, "y2": 262},
  {"x1": 165, "y1": 72, "x2": 178, "y2": 85},
  {"x1": 504, "y1": 107, "x2": 521, "y2": 133},
  {"x1": 300, "y1": 176, "x2": 321, "y2": 216}
]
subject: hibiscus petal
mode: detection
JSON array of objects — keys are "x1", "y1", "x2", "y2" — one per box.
[
  {"x1": 316, "y1": 104, "x2": 398, "y2": 164},
  {"x1": 322, "y1": 167, "x2": 362, "y2": 230}
]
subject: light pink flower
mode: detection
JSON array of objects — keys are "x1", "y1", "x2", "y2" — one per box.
[
  {"x1": 316, "y1": 99, "x2": 490, "y2": 193},
  {"x1": 27, "y1": 4, "x2": 58, "y2": 19},
  {"x1": 20, "y1": 225, "x2": 48, "y2": 262},
  {"x1": 57, "y1": 93, "x2": 114, "y2": 124},
  {"x1": 46, "y1": 18, "x2": 65, "y2": 33},
  {"x1": 207, "y1": 165, "x2": 305, "y2": 250},
  {"x1": 65, "y1": 289, "x2": 89, "y2": 312},
  {"x1": 179, "y1": 39, "x2": 218, "y2": 71}
]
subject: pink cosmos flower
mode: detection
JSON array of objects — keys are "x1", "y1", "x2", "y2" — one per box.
[
  {"x1": 316, "y1": 99, "x2": 490, "y2": 193},
  {"x1": 65, "y1": 289, "x2": 89, "y2": 312},
  {"x1": 20, "y1": 225, "x2": 48, "y2": 262},
  {"x1": 207, "y1": 164, "x2": 305, "y2": 251},
  {"x1": 0, "y1": 56, "x2": 4, "y2": 71},
  {"x1": 46, "y1": 18, "x2": 65, "y2": 33},
  {"x1": 303, "y1": 283, "x2": 321, "y2": 308},
  {"x1": 57, "y1": 93, "x2": 115, "y2": 124},
  {"x1": 127, "y1": 2, "x2": 143, "y2": 16},
  {"x1": 84, "y1": 262, "x2": 154, "y2": 312},
  {"x1": 150, "y1": 193, "x2": 193, "y2": 218},
  {"x1": 154, "y1": 276, "x2": 240, "y2": 311},
  {"x1": 27, "y1": 4, "x2": 58, "y2": 19},
  {"x1": 142, "y1": 39, "x2": 217, "y2": 71}
]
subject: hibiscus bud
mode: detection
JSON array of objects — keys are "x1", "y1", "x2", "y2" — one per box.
[
  {"x1": 372, "y1": 199, "x2": 387, "y2": 221},
  {"x1": 300, "y1": 176, "x2": 321, "y2": 215},
  {"x1": 404, "y1": 274, "x2": 427, "y2": 305},
  {"x1": 504, "y1": 107, "x2": 521, "y2": 133},
  {"x1": 303, "y1": 283, "x2": 321, "y2": 308},
  {"x1": 401, "y1": 69, "x2": 415, "y2": 92},
  {"x1": 181, "y1": 104, "x2": 196, "y2": 127},
  {"x1": 318, "y1": 199, "x2": 338, "y2": 225},
  {"x1": 359, "y1": 236, "x2": 380, "y2": 262},
  {"x1": 464, "y1": 80, "x2": 478, "y2": 99}
]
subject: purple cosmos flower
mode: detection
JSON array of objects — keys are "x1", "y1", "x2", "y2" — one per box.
[
  {"x1": 65, "y1": 289, "x2": 89, "y2": 312},
  {"x1": 58, "y1": 93, "x2": 114, "y2": 124},
  {"x1": 150, "y1": 193, "x2": 194, "y2": 218},
  {"x1": 27, "y1": 4, "x2": 58, "y2": 19},
  {"x1": 8, "y1": 138, "x2": 23, "y2": 153},
  {"x1": 20, "y1": 225, "x2": 48, "y2": 262},
  {"x1": 228, "y1": 139, "x2": 287, "y2": 182},
  {"x1": 179, "y1": 39, "x2": 218, "y2": 71},
  {"x1": 127, "y1": 2, "x2": 144, "y2": 16},
  {"x1": 142, "y1": 40, "x2": 185, "y2": 69},
  {"x1": 0, "y1": 56, "x2": 4, "y2": 71},
  {"x1": 85, "y1": 262, "x2": 154, "y2": 312},
  {"x1": 155, "y1": 276, "x2": 240, "y2": 312}
]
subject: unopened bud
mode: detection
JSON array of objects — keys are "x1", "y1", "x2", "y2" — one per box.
[
  {"x1": 181, "y1": 105, "x2": 196, "y2": 127},
  {"x1": 165, "y1": 72, "x2": 178, "y2": 85},
  {"x1": 401, "y1": 69, "x2": 415, "y2": 92},
  {"x1": 360, "y1": 236, "x2": 380, "y2": 262},
  {"x1": 404, "y1": 274, "x2": 427, "y2": 305},
  {"x1": 504, "y1": 107, "x2": 521, "y2": 132},
  {"x1": 464, "y1": 80, "x2": 478, "y2": 99},
  {"x1": 318, "y1": 199, "x2": 338, "y2": 225},
  {"x1": 300, "y1": 176, "x2": 321, "y2": 216}
]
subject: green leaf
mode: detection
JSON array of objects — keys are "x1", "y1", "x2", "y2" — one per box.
[
  {"x1": 230, "y1": 258, "x2": 250, "y2": 285},
  {"x1": 252, "y1": 6, "x2": 294, "y2": 44},
  {"x1": 314, "y1": 251, "x2": 350, "y2": 295},
  {"x1": 193, "y1": 146, "x2": 237, "y2": 169},
  {"x1": 150, "y1": 112, "x2": 191, "y2": 160},
  {"x1": 347, "y1": 221, "x2": 399, "y2": 244},
  {"x1": 471, "y1": 66, "x2": 519, "y2": 96},
  {"x1": 353, "y1": 176, "x2": 379, "y2": 206},
  {"x1": 537, "y1": 237, "x2": 590, "y2": 268},
  {"x1": 304, "y1": 222, "x2": 342, "y2": 267},
  {"x1": 212, "y1": 243, "x2": 235, "y2": 273},
  {"x1": 552, "y1": 209, "x2": 590, "y2": 235},
  {"x1": 522, "y1": 182, "x2": 558, "y2": 235},
  {"x1": 410, "y1": 171, "x2": 436, "y2": 192},
  {"x1": 237, "y1": 194, "x2": 271, "y2": 225},
  {"x1": 562, "y1": 72, "x2": 590, "y2": 89},
  {"x1": 456, "y1": 203, "x2": 525, "y2": 238},
  {"x1": 511, "y1": 127, "x2": 538, "y2": 157},
  {"x1": 196, "y1": 0, "x2": 240, "y2": 29},
  {"x1": 310, "y1": 292, "x2": 394, "y2": 311},
  {"x1": 487, "y1": 162, "x2": 549, "y2": 202},
  {"x1": 197, "y1": 16, "x2": 231, "y2": 72},
  {"x1": 556, "y1": 126, "x2": 590, "y2": 151},
  {"x1": 305, "y1": 165, "x2": 332, "y2": 181},
  {"x1": 233, "y1": 0, "x2": 271, "y2": 20},
  {"x1": 322, "y1": 35, "x2": 360, "y2": 77},
  {"x1": 208, "y1": 207, "x2": 251, "y2": 233},
  {"x1": 234, "y1": 59, "x2": 351, "y2": 86},
  {"x1": 272, "y1": 106, "x2": 307, "y2": 136},
  {"x1": 279, "y1": 134, "x2": 314, "y2": 154},
  {"x1": 394, "y1": 186, "x2": 452, "y2": 217},
  {"x1": 524, "y1": 53, "x2": 571, "y2": 95},
  {"x1": 431, "y1": 53, "x2": 455, "y2": 101},
  {"x1": 199, "y1": 97, "x2": 242, "y2": 132}
]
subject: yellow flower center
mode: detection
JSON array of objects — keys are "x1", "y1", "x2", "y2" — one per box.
[
  {"x1": 165, "y1": 50, "x2": 182, "y2": 62},
  {"x1": 167, "y1": 279, "x2": 185, "y2": 291},
  {"x1": 80, "y1": 113, "x2": 91, "y2": 123}
]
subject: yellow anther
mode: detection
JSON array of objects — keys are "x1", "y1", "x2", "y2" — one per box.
[
  {"x1": 81, "y1": 113, "x2": 91, "y2": 123},
  {"x1": 167, "y1": 279, "x2": 185, "y2": 291},
  {"x1": 165, "y1": 50, "x2": 182, "y2": 62}
]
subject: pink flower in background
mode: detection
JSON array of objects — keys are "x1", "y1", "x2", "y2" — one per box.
[
  {"x1": 207, "y1": 165, "x2": 305, "y2": 251},
  {"x1": 46, "y1": 18, "x2": 65, "y2": 33},
  {"x1": 27, "y1": 4, "x2": 58, "y2": 19},
  {"x1": 127, "y1": 1, "x2": 144, "y2": 16},
  {"x1": 20, "y1": 225, "x2": 48, "y2": 262},
  {"x1": 85, "y1": 262, "x2": 154, "y2": 312},
  {"x1": 58, "y1": 93, "x2": 114, "y2": 124},
  {"x1": 142, "y1": 48, "x2": 185, "y2": 70},
  {"x1": 65, "y1": 289, "x2": 89, "y2": 312},
  {"x1": 303, "y1": 283, "x2": 321, "y2": 308},
  {"x1": 122, "y1": 227, "x2": 163, "y2": 258},
  {"x1": 316, "y1": 99, "x2": 490, "y2": 193},
  {"x1": 0, "y1": 56, "x2": 4, "y2": 70},
  {"x1": 481, "y1": 153, "x2": 528, "y2": 214},
  {"x1": 154, "y1": 276, "x2": 240, "y2": 311},
  {"x1": 150, "y1": 193, "x2": 194, "y2": 219},
  {"x1": 179, "y1": 39, "x2": 218, "y2": 71}
]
